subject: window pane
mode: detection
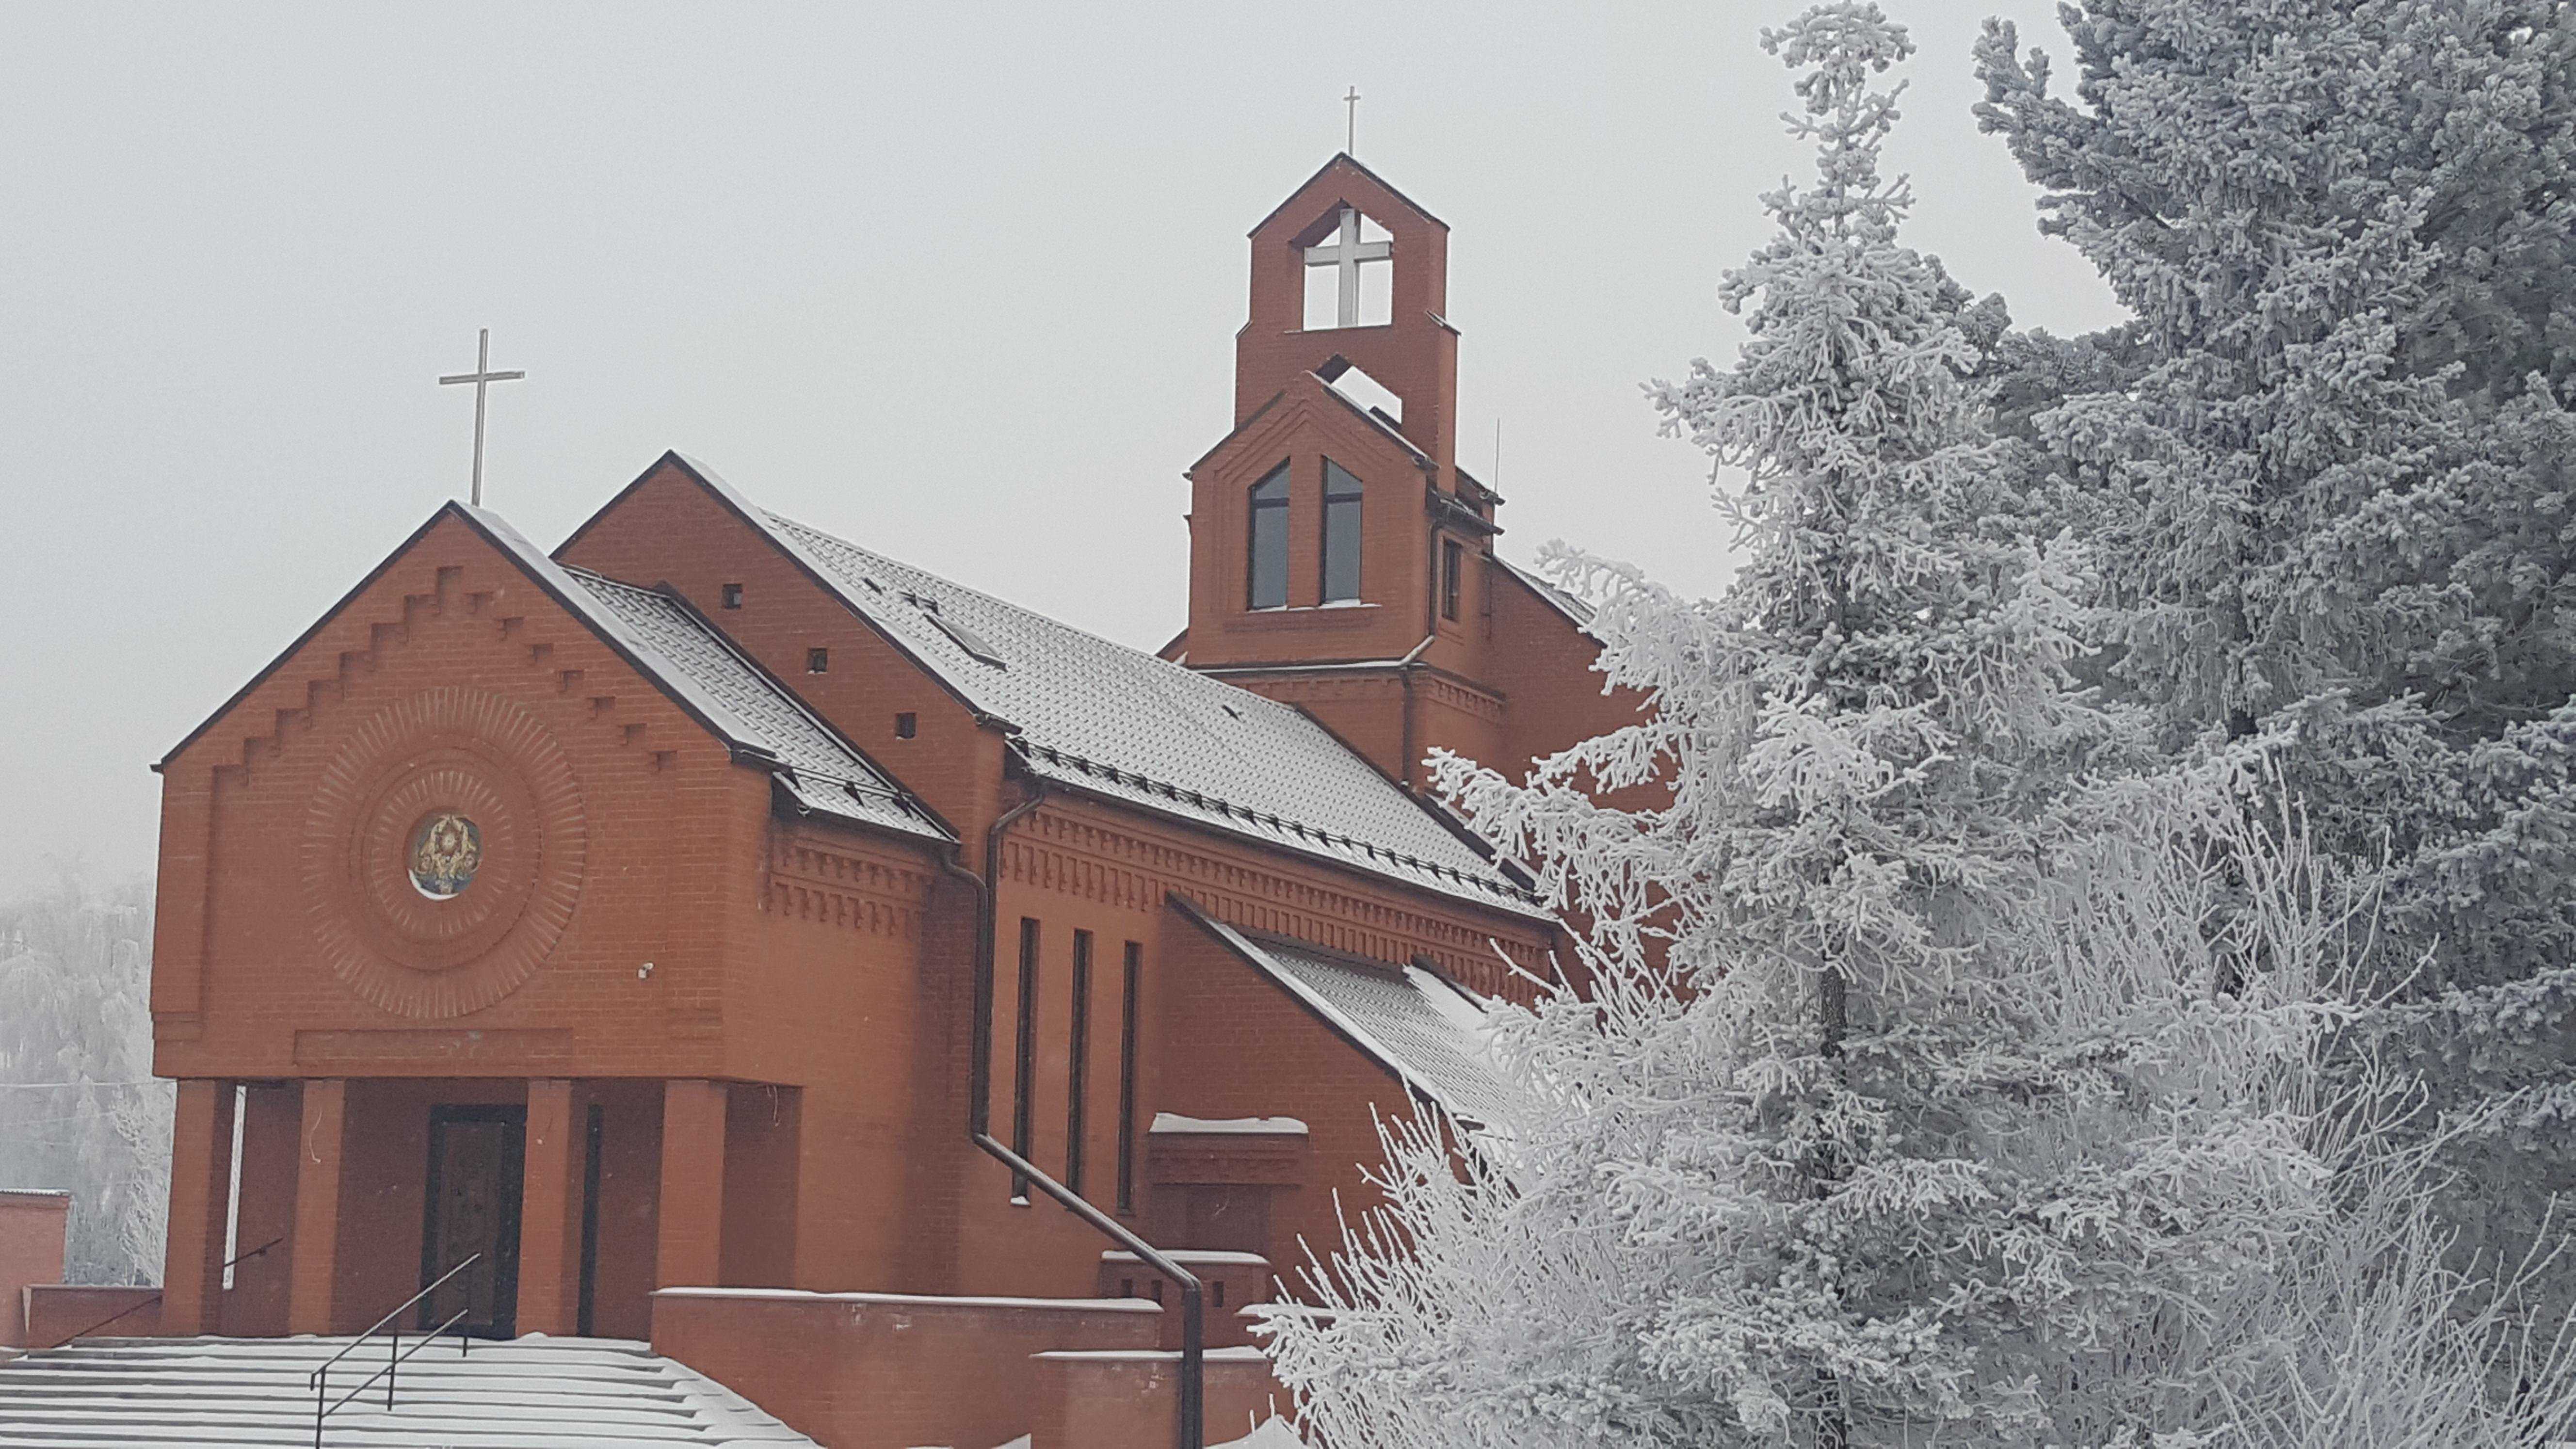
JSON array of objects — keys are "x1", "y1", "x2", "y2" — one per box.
[
  {"x1": 1248, "y1": 464, "x2": 1289, "y2": 610},
  {"x1": 1442, "y1": 539, "x2": 1463, "y2": 620},
  {"x1": 1321, "y1": 461, "x2": 1363, "y2": 603}
]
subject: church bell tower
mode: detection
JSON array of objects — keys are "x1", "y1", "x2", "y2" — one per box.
[{"x1": 1170, "y1": 154, "x2": 1509, "y2": 791}]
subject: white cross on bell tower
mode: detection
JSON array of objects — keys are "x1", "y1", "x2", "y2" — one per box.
[{"x1": 1303, "y1": 207, "x2": 1391, "y2": 329}]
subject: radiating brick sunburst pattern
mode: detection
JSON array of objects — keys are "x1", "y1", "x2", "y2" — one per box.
[{"x1": 302, "y1": 686, "x2": 588, "y2": 1018}]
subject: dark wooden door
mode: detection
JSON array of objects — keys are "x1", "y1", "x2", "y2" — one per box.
[{"x1": 420, "y1": 1105, "x2": 525, "y2": 1338}]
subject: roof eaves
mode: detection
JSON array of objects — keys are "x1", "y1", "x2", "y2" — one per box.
[
  {"x1": 1167, "y1": 894, "x2": 1477, "y2": 1125},
  {"x1": 640, "y1": 580, "x2": 957, "y2": 844},
  {"x1": 1245, "y1": 152, "x2": 1450, "y2": 239},
  {"x1": 1496, "y1": 557, "x2": 1598, "y2": 632},
  {"x1": 158, "y1": 503, "x2": 463, "y2": 771},
  {"x1": 1022, "y1": 743, "x2": 1545, "y2": 922},
  {"x1": 1185, "y1": 388, "x2": 1289, "y2": 477},
  {"x1": 1313, "y1": 380, "x2": 1438, "y2": 474}
]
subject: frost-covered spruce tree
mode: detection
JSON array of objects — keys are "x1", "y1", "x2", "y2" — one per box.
[
  {"x1": 1974, "y1": 0, "x2": 2576, "y2": 745},
  {"x1": 1974, "y1": 0, "x2": 2576, "y2": 1309},
  {"x1": 1253, "y1": 7, "x2": 2576, "y2": 1444}
]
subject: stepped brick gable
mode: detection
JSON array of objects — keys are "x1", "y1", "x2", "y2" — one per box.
[{"x1": 90, "y1": 154, "x2": 1652, "y2": 1449}]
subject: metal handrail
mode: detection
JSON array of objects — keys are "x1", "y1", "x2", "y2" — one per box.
[
  {"x1": 974, "y1": 1132, "x2": 1205, "y2": 1442},
  {"x1": 58, "y1": 1235, "x2": 284, "y2": 1344},
  {"x1": 306, "y1": 1253, "x2": 481, "y2": 1449},
  {"x1": 320, "y1": 1306, "x2": 471, "y2": 1421}
]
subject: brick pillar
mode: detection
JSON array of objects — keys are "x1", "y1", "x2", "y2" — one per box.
[
  {"x1": 0, "y1": 1191, "x2": 72, "y2": 1348},
  {"x1": 516, "y1": 1079, "x2": 583, "y2": 1336},
  {"x1": 159, "y1": 1079, "x2": 235, "y2": 1335},
  {"x1": 287, "y1": 1079, "x2": 347, "y2": 1335},
  {"x1": 656, "y1": 1079, "x2": 727, "y2": 1288}
]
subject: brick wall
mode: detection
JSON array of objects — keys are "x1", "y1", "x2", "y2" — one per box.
[
  {"x1": 1028, "y1": 1345, "x2": 1285, "y2": 1449},
  {"x1": 0, "y1": 1191, "x2": 69, "y2": 1348},
  {"x1": 651, "y1": 1286, "x2": 1161, "y2": 1449},
  {"x1": 22, "y1": 1286, "x2": 159, "y2": 1351}
]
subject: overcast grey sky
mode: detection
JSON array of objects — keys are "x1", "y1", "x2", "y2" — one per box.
[{"x1": 0, "y1": 0, "x2": 2123, "y2": 891}]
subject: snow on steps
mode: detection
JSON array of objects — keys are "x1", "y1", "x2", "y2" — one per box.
[{"x1": 0, "y1": 1333, "x2": 814, "y2": 1448}]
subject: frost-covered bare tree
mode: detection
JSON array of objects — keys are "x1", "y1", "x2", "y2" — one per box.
[
  {"x1": 1254, "y1": 7, "x2": 2576, "y2": 1443},
  {"x1": 0, "y1": 868, "x2": 171, "y2": 1285}
]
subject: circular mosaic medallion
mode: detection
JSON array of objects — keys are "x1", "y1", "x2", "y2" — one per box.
[
  {"x1": 301, "y1": 687, "x2": 588, "y2": 1018},
  {"x1": 407, "y1": 811, "x2": 483, "y2": 898}
]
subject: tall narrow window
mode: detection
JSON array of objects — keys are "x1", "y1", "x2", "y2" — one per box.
[
  {"x1": 1117, "y1": 942, "x2": 1141, "y2": 1213},
  {"x1": 1442, "y1": 538, "x2": 1464, "y2": 621},
  {"x1": 1066, "y1": 931, "x2": 1093, "y2": 1196},
  {"x1": 1247, "y1": 464, "x2": 1289, "y2": 610},
  {"x1": 1012, "y1": 917, "x2": 1040, "y2": 1198},
  {"x1": 1322, "y1": 460, "x2": 1364, "y2": 603}
]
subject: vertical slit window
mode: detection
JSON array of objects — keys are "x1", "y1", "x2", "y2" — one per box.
[
  {"x1": 1442, "y1": 538, "x2": 1464, "y2": 621},
  {"x1": 1247, "y1": 463, "x2": 1289, "y2": 610},
  {"x1": 1117, "y1": 942, "x2": 1141, "y2": 1213},
  {"x1": 1012, "y1": 917, "x2": 1040, "y2": 1198},
  {"x1": 1322, "y1": 460, "x2": 1364, "y2": 603},
  {"x1": 1066, "y1": 930, "x2": 1093, "y2": 1197}
]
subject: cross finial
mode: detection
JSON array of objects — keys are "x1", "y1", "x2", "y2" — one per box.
[
  {"x1": 1344, "y1": 86, "x2": 1361, "y2": 154},
  {"x1": 438, "y1": 328, "x2": 525, "y2": 507}
]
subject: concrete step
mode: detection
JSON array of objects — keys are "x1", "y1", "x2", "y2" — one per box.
[{"x1": 0, "y1": 1334, "x2": 815, "y2": 1448}]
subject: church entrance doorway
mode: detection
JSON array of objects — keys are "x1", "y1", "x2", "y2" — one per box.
[{"x1": 419, "y1": 1104, "x2": 525, "y2": 1338}]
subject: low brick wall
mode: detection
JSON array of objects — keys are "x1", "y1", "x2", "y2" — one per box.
[
  {"x1": 23, "y1": 1286, "x2": 161, "y2": 1350},
  {"x1": 651, "y1": 1286, "x2": 1163, "y2": 1449},
  {"x1": 0, "y1": 1192, "x2": 70, "y2": 1348},
  {"x1": 1029, "y1": 1346, "x2": 1286, "y2": 1449}
]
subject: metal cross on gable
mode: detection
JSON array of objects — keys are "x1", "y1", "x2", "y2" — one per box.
[
  {"x1": 438, "y1": 328, "x2": 525, "y2": 507},
  {"x1": 1304, "y1": 207, "x2": 1390, "y2": 329}
]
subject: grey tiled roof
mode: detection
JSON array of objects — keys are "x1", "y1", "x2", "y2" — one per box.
[
  {"x1": 694, "y1": 474, "x2": 1536, "y2": 916},
  {"x1": 471, "y1": 505, "x2": 948, "y2": 843},
  {"x1": 563, "y1": 571, "x2": 946, "y2": 840},
  {"x1": 1182, "y1": 905, "x2": 1515, "y2": 1129}
]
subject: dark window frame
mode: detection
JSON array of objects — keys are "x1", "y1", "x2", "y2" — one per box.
[
  {"x1": 1321, "y1": 459, "x2": 1364, "y2": 603},
  {"x1": 1117, "y1": 942, "x2": 1141, "y2": 1212},
  {"x1": 720, "y1": 583, "x2": 744, "y2": 610},
  {"x1": 806, "y1": 647, "x2": 830, "y2": 674},
  {"x1": 1066, "y1": 930, "x2": 1093, "y2": 1196},
  {"x1": 1247, "y1": 462, "x2": 1290, "y2": 610},
  {"x1": 1012, "y1": 917, "x2": 1040, "y2": 1198},
  {"x1": 1442, "y1": 538, "x2": 1464, "y2": 621}
]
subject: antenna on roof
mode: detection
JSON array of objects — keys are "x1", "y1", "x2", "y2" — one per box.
[{"x1": 1344, "y1": 86, "x2": 1361, "y2": 155}]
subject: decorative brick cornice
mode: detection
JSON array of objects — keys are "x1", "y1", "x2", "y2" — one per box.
[
  {"x1": 1004, "y1": 802, "x2": 1546, "y2": 998},
  {"x1": 767, "y1": 837, "x2": 933, "y2": 940}
]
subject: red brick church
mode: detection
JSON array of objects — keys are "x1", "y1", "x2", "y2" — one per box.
[{"x1": 114, "y1": 154, "x2": 1630, "y2": 1446}]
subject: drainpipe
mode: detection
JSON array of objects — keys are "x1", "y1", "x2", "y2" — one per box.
[
  {"x1": 1397, "y1": 631, "x2": 1434, "y2": 794},
  {"x1": 936, "y1": 770, "x2": 1206, "y2": 1449}
]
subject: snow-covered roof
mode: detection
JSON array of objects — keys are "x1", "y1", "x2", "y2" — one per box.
[
  {"x1": 1175, "y1": 898, "x2": 1515, "y2": 1129},
  {"x1": 627, "y1": 456, "x2": 1540, "y2": 917},
  {"x1": 549, "y1": 566, "x2": 949, "y2": 843},
  {"x1": 469, "y1": 507, "x2": 949, "y2": 844},
  {"x1": 158, "y1": 500, "x2": 949, "y2": 851}
]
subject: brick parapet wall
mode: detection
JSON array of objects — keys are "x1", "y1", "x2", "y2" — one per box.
[
  {"x1": 22, "y1": 1285, "x2": 161, "y2": 1351},
  {"x1": 651, "y1": 1286, "x2": 1163, "y2": 1449},
  {"x1": 0, "y1": 1192, "x2": 69, "y2": 1349},
  {"x1": 1029, "y1": 1346, "x2": 1286, "y2": 1449}
]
